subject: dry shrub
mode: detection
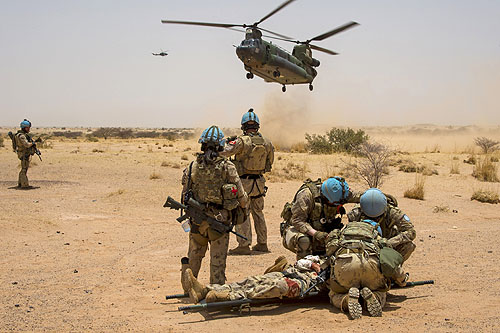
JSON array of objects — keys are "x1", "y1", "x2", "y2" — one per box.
[
  {"x1": 491, "y1": 156, "x2": 499, "y2": 162},
  {"x1": 149, "y1": 172, "x2": 162, "y2": 180},
  {"x1": 92, "y1": 149, "x2": 104, "y2": 153},
  {"x1": 0, "y1": 136, "x2": 4, "y2": 148},
  {"x1": 398, "y1": 160, "x2": 420, "y2": 173},
  {"x1": 452, "y1": 156, "x2": 459, "y2": 160},
  {"x1": 463, "y1": 155, "x2": 476, "y2": 164},
  {"x1": 425, "y1": 144, "x2": 441, "y2": 153},
  {"x1": 450, "y1": 161, "x2": 460, "y2": 174},
  {"x1": 421, "y1": 166, "x2": 439, "y2": 176},
  {"x1": 70, "y1": 149, "x2": 79, "y2": 154},
  {"x1": 471, "y1": 189, "x2": 499, "y2": 204},
  {"x1": 349, "y1": 142, "x2": 392, "y2": 188},
  {"x1": 472, "y1": 156, "x2": 499, "y2": 182},
  {"x1": 404, "y1": 174, "x2": 425, "y2": 200},
  {"x1": 433, "y1": 205, "x2": 450, "y2": 213},
  {"x1": 181, "y1": 154, "x2": 189, "y2": 161},
  {"x1": 474, "y1": 137, "x2": 499, "y2": 154}
]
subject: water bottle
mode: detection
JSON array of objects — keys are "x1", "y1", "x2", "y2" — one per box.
[{"x1": 181, "y1": 220, "x2": 191, "y2": 232}]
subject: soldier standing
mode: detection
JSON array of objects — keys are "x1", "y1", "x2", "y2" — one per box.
[
  {"x1": 281, "y1": 177, "x2": 361, "y2": 260},
  {"x1": 347, "y1": 188, "x2": 416, "y2": 285},
  {"x1": 180, "y1": 126, "x2": 248, "y2": 287},
  {"x1": 221, "y1": 109, "x2": 274, "y2": 255},
  {"x1": 11, "y1": 119, "x2": 37, "y2": 189}
]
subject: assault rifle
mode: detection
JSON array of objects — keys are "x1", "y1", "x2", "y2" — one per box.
[
  {"x1": 391, "y1": 279, "x2": 434, "y2": 288},
  {"x1": 301, "y1": 266, "x2": 331, "y2": 296},
  {"x1": 163, "y1": 196, "x2": 248, "y2": 241}
]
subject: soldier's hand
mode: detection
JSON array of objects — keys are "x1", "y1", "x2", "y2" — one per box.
[{"x1": 313, "y1": 231, "x2": 329, "y2": 244}]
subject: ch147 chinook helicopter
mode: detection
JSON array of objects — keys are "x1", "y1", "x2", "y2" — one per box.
[
  {"x1": 152, "y1": 50, "x2": 168, "y2": 56},
  {"x1": 161, "y1": 0, "x2": 358, "y2": 92}
]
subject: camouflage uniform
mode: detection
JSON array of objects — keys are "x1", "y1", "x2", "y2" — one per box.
[
  {"x1": 326, "y1": 222, "x2": 390, "y2": 314},
  {"x1": 220, "y1": 132, "x2": 274, "y2": 249},
  {"x1": 14, "y1": 130, "x2": 35, "y2": 188},
  {"x1": 203, "y1": 256, "x2": 326, "y2": 301},
  {"x1": 281, "y1": 179, "x2": 361, "y2": 259},
  {"x1": 182, "y1": 154, "x2": 248, "y2": 284},
  {"x1": 347, "y1": 204, "x2": 416, "y2": 262}
]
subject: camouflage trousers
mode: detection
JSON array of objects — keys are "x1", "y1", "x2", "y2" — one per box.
[
  {"x1": 282, "y1": 226, "x2": 324, "y2": 260},
  {"x1": 329, "y1": 252, "x2": 388, "y2": 310},
  {"x1": 18, "y1": 155, "x2": 31, "y2": 187},
  {"x1": 236, "y1": 177, "x2": 267, "y2": 247},
  {"x1": 188, "y1": 231, "x2": 229, "y2": 285},
  {"x1": 207, "y1": 267, "x2": 317, "y2": 300},
  {"x1": 394, "y1": 241, "x2": 416, "y2": 262}
]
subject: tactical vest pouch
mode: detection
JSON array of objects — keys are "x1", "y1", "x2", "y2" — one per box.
[
  {"x1": 280, "y1": 202, "x2": 293, "y2": 223},
  {"x1": 342, "y1": 222, "x2": 378, "y2": 242},
  {"x1": 221, "y1": 183, "x2": 239, "y2": 210},
  {"x1": 379, "y1": 247, "x2": 404, "y2": 279},
  {"x1": 8, "y1": 132, "x2": 17, "y2": 152},
  {"x1": 239, "y1": 135, "x2": 267, "y2": 174}
]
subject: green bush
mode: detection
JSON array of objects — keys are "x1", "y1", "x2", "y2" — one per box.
[{"x1": 305, "y1": 127, "x2": 368, "y2": 154}]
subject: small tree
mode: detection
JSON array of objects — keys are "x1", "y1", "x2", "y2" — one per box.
[
  {"x1": 350, "y1": 142, "x2": 392, "y2": 188},
  {"x1": 327, "y1": 128, "x2": 369, "y2": 153},
  {"x1": 305, "y1": 133, "x2": 332, "y2": 154},
  {"x1": 474, "y1": 137, "x2": 499, "y2": 154}
]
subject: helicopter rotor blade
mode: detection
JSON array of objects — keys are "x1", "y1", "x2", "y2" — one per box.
[
  {"x1": 258, "y1": 27, "x2": 292, "y2": 39},
  {"x1": 308, "y1": 21, "x2": 359, "y2": 42},
  {"x1": 161, "y1": 19, "x2": 244, "y2": 29},
  {"x1": 261, "y1": 34, "x2": 297, "y2": 43},
  {"x1": 309, "y1": 44, "x2": 338, "y2": 55},
  {"x1": 255, "y1": 0, "x2": 296, "y2": 26}
]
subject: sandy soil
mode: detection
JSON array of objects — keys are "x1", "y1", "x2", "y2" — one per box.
[{"x1": 1, "y1": 130, "x2": 499, "y2": 332}]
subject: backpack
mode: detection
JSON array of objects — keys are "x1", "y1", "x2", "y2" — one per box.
[{"x1": 8, "y1": 131, "x2": 17, "y2": 152}]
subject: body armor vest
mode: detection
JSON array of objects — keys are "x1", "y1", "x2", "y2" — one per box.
[
  {"x1": 337, "y1": 221, "x2": 380, "y2": 255},
  {"x1": 190, "y1": 157, "x2": 227, "y2": 205},
  {"x1": 234, "y1": 133, "x2": 268, "y2": 175}
]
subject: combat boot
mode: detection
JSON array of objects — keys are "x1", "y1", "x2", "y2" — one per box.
[
  {"x1": 252, "y1": 243, "x2": 270, "y2": 253},
  {"x1": 180, "y1": 257, "x2": 190, "y2": 293},
  {"x1": 360, "y1": 287, "x2": 382, "y2": 317},
  {"x1": 264, "y1": 255, "x2": 289, "y2": 274},
  {"x1": 348, "y1": 287, "x2": 362, "y2": 320},
  {"x1": 184, "y1": 268, "x2": 208, "y2": 304},
  {"x1": 205, "y1": 290, "x2": 230, "y2": 303},
  {"x1": 228, "y1": 245, "x2": 251, "y2": 255}
]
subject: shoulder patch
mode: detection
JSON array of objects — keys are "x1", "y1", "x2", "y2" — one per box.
[{"x1": 403, "y1": 214, "x2": 410, "y2": 222}]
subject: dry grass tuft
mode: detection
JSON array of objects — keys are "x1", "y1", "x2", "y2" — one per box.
[
  {"x1": 268, "y1": 161, "x2": 308, "y2": 182},
  {"x1": 450, "y1": 161, "x2": 460, "y2": 174},
  {"x1": 107, "y1": 189, "x2": 125, "y2": 197},
  {"x1": 149, "y1": 172, "x2": 162, "y2": 180},
  {"x1": 463, "y1": 155, "x2": 476, "y2": 164},
  {"x1": 404, "y1": 174, "x2": 425, "y2": 200},
  {"x1": 472, "y1": 156, "x2": 499, "y2": 182},
  {"x1": 181, "y1": 154, "x2": 189, "y2": 161},
  {"x1": 471, "y1": 189, "x2": 499, "y2": 204}
]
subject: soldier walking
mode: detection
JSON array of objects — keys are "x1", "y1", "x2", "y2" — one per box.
[{"x1": 180, "y1": 126, "x2": 248, "y2": 288}]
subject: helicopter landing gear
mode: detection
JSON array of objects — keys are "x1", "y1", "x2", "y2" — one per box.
[
  {"x1": 282, "y1": 85, "x2": 286, "y2": 93},
  {"x1": 309, "y1": 84, "x2": 313, "y2": 91},
  {"x1": 273, "y1": 70, "x2": 281, "y2": 78},
  {"x1": 246, "y1": 72, "x2": 254, "y2": 79}
]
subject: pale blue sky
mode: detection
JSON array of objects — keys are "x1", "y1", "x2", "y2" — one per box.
[{"x1": 1, "y1": 0, "x2": 499, "y2": 128}]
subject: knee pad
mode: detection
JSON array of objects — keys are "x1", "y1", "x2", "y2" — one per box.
[{"x1": 297, "y1": 236, "x2": 311, "y2": 252}]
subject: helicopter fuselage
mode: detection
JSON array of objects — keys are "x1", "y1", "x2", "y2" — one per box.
[{"x1": 236, "y1": 37, "x2": 317, "y2": 86}]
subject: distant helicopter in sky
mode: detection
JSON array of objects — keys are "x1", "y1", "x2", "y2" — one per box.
[
  {"x1": 152, "y1": 50, "x2": 168, "y2": 56},
  {"x1": 161, "y1": 0, "x2": 358, "y2": 92}
]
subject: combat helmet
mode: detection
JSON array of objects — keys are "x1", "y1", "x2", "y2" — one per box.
[
  {"x1": 20, "y1": 119, "x2": 32, "y2": 129},
  {"x1": 241, "y1": 108, "x2": 260, "y2": 131},
  {"x1": 321, "y1": 177, "x2": 349, "y2": 204},
  {"x1": 199, "y1": 125, "x2": 225, "y2": 148},
  {"x1": 360, "y1": 188, "x2": 387, "y2": 217}
]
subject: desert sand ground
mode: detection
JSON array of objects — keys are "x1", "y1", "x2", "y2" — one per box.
[{"x1": 1, "y1": 126, "x2": 499, "y2": 332}]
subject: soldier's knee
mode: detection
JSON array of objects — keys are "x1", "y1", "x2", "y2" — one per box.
[
  {"x1": 397, "y1": 242, "x2": 416, "y2": 262},
  {"x1": 297, "y1": 236, "x2": 311, "y2": 252}
]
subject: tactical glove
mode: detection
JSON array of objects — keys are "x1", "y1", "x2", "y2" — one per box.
[{"x1": 313, "y1": 231, "x2": 329, "y2": 244}]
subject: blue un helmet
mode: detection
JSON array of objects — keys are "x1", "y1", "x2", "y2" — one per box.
[
  {"x1": 241, "y1": 108, "x2": 260, "y2": 131},
  {"x1": 360, "y1": 188, "x2": 387, "y2": 217},
  {"x1": 20, "y1": 119, "x2": 32, "y2": 129},
  {"x1": 198, "y1": 125, "x2": 225, "y2": 148},
  {"x1": 321, "y1": 177, "x2": 349, "y2": 204}
]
